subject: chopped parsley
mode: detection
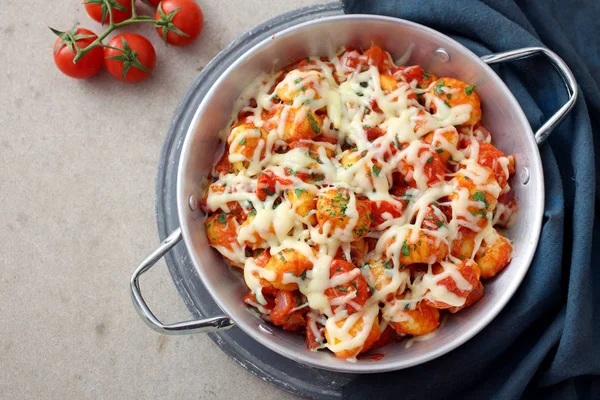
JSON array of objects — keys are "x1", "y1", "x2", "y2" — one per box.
[
  {"x1": 443, "y1": 100, "x2": 452, "y2": 108},
  {"x1": 473, "y1": 191, "x2": 489, "y2": 209},
  {"x1": 372, "y1": 165, "x2": 381, "y2": 177},
  {"x1": 465, "y1": 85, "x2": 476, "y2": 95},
  {"x1": 299, "y1": 270, "x2": 307, "y2": 279},
  {"x1": 217, "y1": 211, "x2": 227, "y2": 224},
  {"x1": 239, "y1": 138, "x2": 246, "y2": 146},
  {"x1": 435, "y1": 220, "x2": 444, "y2": 228},
  {"x1": 404, "y1": 303, "x2": 411, "y2": 310},
  {"x1": 336, "y1": 285, "x2": 349, "y2": 293},
  {"x1": 427, "y1": 157, "x2": 434, "y2": 164},
  {"x1": 305, "y1": 57, "x2": 310, "y2": 63},
  {"x1": 383, "y1": 260, "x2": 393, "y2": 269},
  {"x1": 434, "y1": 80, "x2": 445, "y2": 95},
  {"x1": 436, "y1": 148, "x2": 444, "y2": 153},
  {"x1": 422, "y1": 72, "x2": 431, "y2": 79},
  {"x1": 360, "y1": 81, "x2": 369, "y2": 88},
  {"x1": 262, "y1": 188, "x2": 275, "y2": 196},
  {"x1": 294, "y1": 188, "x2": 306, "y2": 197},
  {"x1": 401, "y1": 240, "x2": 410, "y2": 256},
  {"x1": 247, "y1": 209, "x2": 257, "y2": 217},
  {"x1": 306, "y1": 113, "x2": 321, "y2": 134},
  {"x1": 294, "y1": 77, "x2": 302, "y2": 85}
]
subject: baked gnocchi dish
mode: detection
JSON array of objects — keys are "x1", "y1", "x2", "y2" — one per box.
[{"x1": 201, "y1": 45, "x2": 517, "y2": 361}]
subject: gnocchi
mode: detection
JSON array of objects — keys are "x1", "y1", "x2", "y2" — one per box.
[{"x1": 203, "y1": 45, "x2": 518, "y2": 361}]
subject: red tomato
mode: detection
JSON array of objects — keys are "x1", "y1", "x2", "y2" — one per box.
[
  {"x1": 436, "y1": 196, "x2": 453, "y2": 221},
  {"x1": 270, "y1": 291, "x2": 306, "y2": 332},
  {"x1": 392, "y1": 65, "x2": 437, "y2": 89},
  {"x1": 313, "y1": 133, "x2": 338, "y2": 145},
  {"x1": 83, "y1": 0, "x2": 132, "y2": 24},
  {"x1": 422, "y1": 205, "x2": 447, "y2": 231},
  {"x1": 325, "y1": 260, "x2": 369, "y2": 314},
  {"x1": 155, "y1": 0, "x2": 204, "y2": 46},
  {"x1": 256, "y1": 171, "x2": 292, "y2": 200},
  {"x1": 365, "y1": 126, "x2": 384, "y2": 142},
  {"x1": 104, "y1": 34, "x2": 156, "y2": 83},
  {"x1": 371, "y1": 200, "x2": 404, "y2": 227},
  {"x1": 52, "y1": 27, "x2": 103, "y2": 79},
  {"x1": 398, "y1": 148, "x2": 446, "y2": 188},
  {"x1": 478, "y1": 142, "x2": 514, "y2": 189},
  {"x1": 363, "y1": 45, "x2": 393, "y2": 73},
  {"x1": 424, "y1": 262, "x2": 482, "y2": 311},
  {"x1": 253, "y1": 249, "x2": 272, "y2": 268},
  {"x1": 342, "y1": 49, "x2": 362, "y2": 71},
  {"x1": 213, "y1": 145, "x2": 233, "y2": 175},
  {"x1": 243, "y1": 292, "x2": 275, "y2": 314},
  {"x1": 304, "y1": 313, "x2": 323, "y2": 350}
]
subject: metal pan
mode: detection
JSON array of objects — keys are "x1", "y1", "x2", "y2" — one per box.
[{"x1": 131, "y1": 15, "x2": 577, "y2": 373}]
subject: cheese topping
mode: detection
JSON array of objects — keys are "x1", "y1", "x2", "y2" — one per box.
[{"x1": 203, "y1": 46, "x2": 517, "y2": 361}]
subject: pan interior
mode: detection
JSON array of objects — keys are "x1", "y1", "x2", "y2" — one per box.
[{"x1": 177, "y1": 15, "x2": 543, "y2": 373}]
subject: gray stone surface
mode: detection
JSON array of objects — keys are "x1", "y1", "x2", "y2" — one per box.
[{"x1": 0, "y1": 0, "x2": 323, "y2": 398}]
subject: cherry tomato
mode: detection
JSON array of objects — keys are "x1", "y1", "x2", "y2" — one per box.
[
  {"x1": 155, "y1": 0, "x2": 204, "y2": 46},
  {"x1": 104, "y1": 34, "x2": 156, "y2": 83},
  {"x1": 83, "y1": 0, "x2": 132, "y2": 24},
  {"x1": 52, "y1": 27, "x2": 103, "y2": 79}
]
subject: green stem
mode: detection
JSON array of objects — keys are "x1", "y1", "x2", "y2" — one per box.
[
  {"x1": 72, "y1": 16, "x2": 158, "y2": 63},
  {"x1": 130, "y1": 0, "x2": 137, "y2": 19}
]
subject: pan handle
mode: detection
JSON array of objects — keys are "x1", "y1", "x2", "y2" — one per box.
[
  {"x1": 130, "y1": 228, "x2": 235, "y2": 334},
  {"x1": 481, "y1": 46, "x2": 578, "y2": 145}
]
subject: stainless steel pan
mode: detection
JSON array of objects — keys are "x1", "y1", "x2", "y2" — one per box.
[{"x1": 130, "y1": 15, "x2": 577, "y2": 373}]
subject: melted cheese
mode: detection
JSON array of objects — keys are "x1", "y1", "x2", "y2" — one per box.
[{"x1": 204, "y1": 47, "x2": 516, "y2": 359}]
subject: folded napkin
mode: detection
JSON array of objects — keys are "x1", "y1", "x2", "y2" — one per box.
[{"x1": 342, "y1": 0, "x2": 600, "y2": 398}]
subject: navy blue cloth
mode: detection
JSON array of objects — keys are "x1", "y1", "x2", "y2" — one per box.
[{"x1": 342, "y1": 0, "x2": 600, "y2": 398}]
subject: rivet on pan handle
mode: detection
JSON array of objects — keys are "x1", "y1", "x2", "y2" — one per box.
[
  {"x1": 481, "y1": 46, "x2": 578, "y2": 145},
  {"x1": 130, "y1": 228, "x2": 235, "y2": 334}
]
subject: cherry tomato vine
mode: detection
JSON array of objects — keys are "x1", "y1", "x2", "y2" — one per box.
[{"x1": 50, "y1": 0, "x2": 204, "y2": 81}]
